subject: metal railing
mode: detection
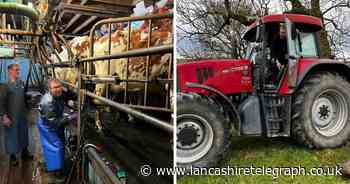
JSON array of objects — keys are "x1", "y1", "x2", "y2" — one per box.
[
  {"x1": 86, "y1": 12, "x2": 173, "y2": 112},
  {"x1": 60, "y1": 80, "x2": 173, "y2": 133},
  {"x1": 84, "y1": 146, "x2": 123, "y2": 184}
]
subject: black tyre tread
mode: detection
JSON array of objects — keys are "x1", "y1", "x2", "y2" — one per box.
[
  {"x1": 177, "y1": 93, "x2": 232, "y2": 168},
  {"x1": 292, "y1": 72, "x2": 350, "y2": 148}
]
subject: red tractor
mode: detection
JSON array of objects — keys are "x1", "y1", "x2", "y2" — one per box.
[{"x1": 177, "y1": 14, "x2": 350, "y2": 169}]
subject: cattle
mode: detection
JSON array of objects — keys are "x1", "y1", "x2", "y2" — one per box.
[{"x1": 51, "y1": 12, "x2": 173, "y2": 108}]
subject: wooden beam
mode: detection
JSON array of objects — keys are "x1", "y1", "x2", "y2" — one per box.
[
  {"x1": 63, "y1": 0, "x2": 89, "y2": 32},
  {"x1": 72, "y1": 16, "x2": 97, "y2": 34},
  {"x1": 59, "y1": 0, "x2": 74, "y2": 21},
  {"x1": 64, "y1": 15, "x2": 81, "y2": 32},
  {"x1": 133, "y1": 0, "x2": 155, "y2": 6},
  {"x1": 59, "y1": 3, "x2": 131, "y2": 17},
  {"x1": 88, "y1": 0, "x2": 134, "y2": 7}
]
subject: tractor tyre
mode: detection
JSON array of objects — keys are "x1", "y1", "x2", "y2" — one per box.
[
  {"x1": 177, "y1": 93, "x2": 232, "y2": 171},
  {"x1": 292, "y1": 72, "x2": 350, "y2": 148}
]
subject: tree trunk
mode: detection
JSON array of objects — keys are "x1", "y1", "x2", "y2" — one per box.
[{"x1": 310, "y1": 0, "x2": 332, "y2": 58}]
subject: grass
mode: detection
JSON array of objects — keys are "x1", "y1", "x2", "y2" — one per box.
[{"x1": 178, "y1": 136, "x2": 350, "y2": 184}]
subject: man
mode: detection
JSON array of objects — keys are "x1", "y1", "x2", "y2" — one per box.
[
  {"x1": 271, "y1": 23, "x2": 288, "y2": 66},
  {"x1": 0, "y1": 63, "x2": 33, "y2": 166},
  {"x1": 266, "y1": 23, "x2": 288, "y2": 83},
  {"x1": 37, "y1": 79, "x2": 76, "y2": 183}
]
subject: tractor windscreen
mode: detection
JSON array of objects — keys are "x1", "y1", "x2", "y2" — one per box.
[
  {"x1": 294, "y1": 23, "x2": 320, "y2": 57},
  {"x1": 295, "y1": 31, "x2": 319, "y2": 57}
]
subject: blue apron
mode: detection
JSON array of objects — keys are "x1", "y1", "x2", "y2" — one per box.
[{"x1": 37, "y1": 117, "x2": 65, "y2": 171}]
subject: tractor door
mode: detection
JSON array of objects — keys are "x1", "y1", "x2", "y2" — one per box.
[{"x1": 285, "y1": 16, "x2": 300, "y2": 88}]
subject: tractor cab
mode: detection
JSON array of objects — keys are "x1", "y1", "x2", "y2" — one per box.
[{"x1": 243, "y1": 14, "x2": 322, "y2": 91}]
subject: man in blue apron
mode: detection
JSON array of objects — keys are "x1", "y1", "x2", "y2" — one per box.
[
  {"x1": 0, "y1": 63, "x2": 33, "y2": 166},
  {"x1": 37, "y1": 79, "x2": 76, "y2": 183}
]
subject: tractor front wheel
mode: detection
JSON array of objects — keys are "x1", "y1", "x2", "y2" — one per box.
[
  {"x1": 177, "y1": 94, "x2": 231, "y2": 170},
  {"x1": 292, "y1": 72, "x2": 350, "y2": 148}
]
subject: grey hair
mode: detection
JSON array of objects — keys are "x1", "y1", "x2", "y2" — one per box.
[
  {"x1": 7, "y1": 63, "x2": 19, "y2": 71},
  {"x1": 47, "y1": 78, "x2": 62, "y2": 89}
]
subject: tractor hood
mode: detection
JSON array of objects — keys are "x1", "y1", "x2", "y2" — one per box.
[{"x1": 177, "y1": 59, "x2": 253, "y2": 95}]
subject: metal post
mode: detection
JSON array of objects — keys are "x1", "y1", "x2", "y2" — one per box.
[
  {"x1": 106, "y1": 23, "x2": 112, "y2": 99},
  {"x1": 77, "y1": 61, "x2": 83, "y2": 180},
  {"x1": 165, "y1": 54, "x2": 173, "y2": 109},
  {"x1": 144, "y1": 19, "x2": 152, "y2": 106},
  {"x1": 124, "y1": 21, "x2": 131, "y2": 104}
]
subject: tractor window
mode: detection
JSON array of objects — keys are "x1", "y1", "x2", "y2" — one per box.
[
  {"x1": 245, "y1": 42, "x2": 262, "y2": 64},
  {"x1": 296, "y1": 32, "x2": 318, "y2": 57}
]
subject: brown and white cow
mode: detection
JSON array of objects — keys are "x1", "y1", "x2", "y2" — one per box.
[{"x1": 52, "y1": 13, "x2": 172, "y2": 104}]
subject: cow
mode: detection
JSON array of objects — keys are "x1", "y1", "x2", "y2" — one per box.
[{"x1": 51, "y1": 12, "x2": 173, "y2": 111}]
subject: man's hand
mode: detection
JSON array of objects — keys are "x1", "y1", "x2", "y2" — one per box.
[
  {"x1": 59, "y1": 112, "x2": 78, "y2": 127},
  {"x1": 2, "y1": 114, "x2": 12, "y2": 127},
  {"x1": 67, "y1": 112, "x2": 78, "y2": 121}
]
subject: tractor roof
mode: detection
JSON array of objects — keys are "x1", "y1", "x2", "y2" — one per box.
[{"x1": 243, "y1": 13, "x2": 323, "y2": 41}]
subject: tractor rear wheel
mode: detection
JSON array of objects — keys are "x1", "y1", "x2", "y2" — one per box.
[
  {"x1": 177, "y1": 94, "x2": 231, "y2": 171},
  {"x1": 292, "y1": 72, "x2": 350, "y2": 148}
]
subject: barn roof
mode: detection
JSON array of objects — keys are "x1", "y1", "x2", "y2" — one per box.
[{"x1": 54, "y1": 0, "x2": 158, "y2": 37}]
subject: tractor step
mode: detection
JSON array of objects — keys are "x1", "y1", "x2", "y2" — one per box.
[{"x1": 261, "y1": 94, "x2": 291, "y2": 137}]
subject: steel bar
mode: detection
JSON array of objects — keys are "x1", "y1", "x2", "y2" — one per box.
[
  {"x1": 144, "y1": 19, "x2": 152, "y2": 106},
  {"x1": 165, "y1": 54, "x2": 173, "y2": 109},
  {"x1": 81, "y1": 45, "x2": 172, "y2": 63},
  {"x1": 46, "y1": 63, "x2": 75, "y2": 68},
  {"x1": 84, "y1": 90, "x2": 173, "y2": 133},
  {"x1": 58, "y1": 80, "x2": 173, "y2": 130},
  {"x1": 86, "y1": 147, "x2": 122, "y2": 184},
  {"x1": 126, "y1": 104, "x2": 173, "y2": 112},
  {"x1": 88, "y1": 13, "x2": 172, "y2": 57},
  {"x1": 0, "y1": 3, "x2": 39, "y2": 20},
  {"x1": 106, "y1": 23, "x2": 111, "y2": 99},
  {"x1": 81, "y1": 74, "x2": 172, "y2": 84},
  {"x1": 124, "y1": 21, "x2": 131, "y2": 104}
]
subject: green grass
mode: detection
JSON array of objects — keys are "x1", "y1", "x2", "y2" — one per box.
[{"x1": 179, "y1": 136, "x2": 350, "y2": 184}]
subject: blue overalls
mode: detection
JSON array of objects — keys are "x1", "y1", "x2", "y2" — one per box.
[{"x1": 37, "y1": 93, "x2": 65, "y2": 172}]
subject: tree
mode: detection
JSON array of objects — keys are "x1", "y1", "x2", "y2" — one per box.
[{"x1": 177, "y1": 0, "x2": 350, "y2": 59}]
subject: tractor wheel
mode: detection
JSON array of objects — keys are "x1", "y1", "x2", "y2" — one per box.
[
  {"x1": 292, "y1": 72, "x2": 350, "y2": 148},
  {"x1": 177, "y1": 94, "x2": 231, "y2": 171}
]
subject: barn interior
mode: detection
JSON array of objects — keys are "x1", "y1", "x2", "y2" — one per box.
[{"x1": 0, "y1": 0, "x2": 173, "y2": 184}]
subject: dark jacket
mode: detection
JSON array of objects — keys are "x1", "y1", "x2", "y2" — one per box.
[{"x1": 38, "y1": 92, "x2": 66, "y2": 128}]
